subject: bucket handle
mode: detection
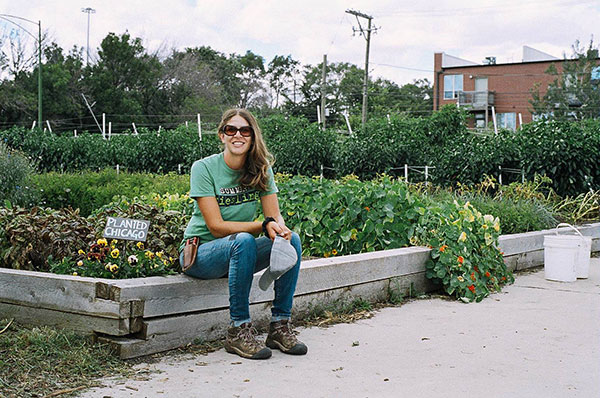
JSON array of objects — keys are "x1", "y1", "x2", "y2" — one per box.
[{"x1": 555, "y1": 223, "x2": 583, "y2": 237}]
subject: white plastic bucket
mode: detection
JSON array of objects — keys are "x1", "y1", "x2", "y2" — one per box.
[
  {"x1": 543, "y1": 223, "x2": 591, "y2": 282},
  {"x1": 577, "y1": 236, "x2": 592, "y2": 279}
]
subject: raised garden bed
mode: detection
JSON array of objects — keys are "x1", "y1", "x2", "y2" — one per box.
[{"x1": 1, "y1": 223, "x2": 599, "y2": 359}]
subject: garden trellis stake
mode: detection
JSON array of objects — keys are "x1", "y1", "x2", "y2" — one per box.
[{"x1": 197, "y1": 114, "x2": 202, "y2": 141}]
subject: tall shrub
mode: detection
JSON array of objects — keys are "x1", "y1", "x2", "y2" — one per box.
[{"x1": 0, "y1": 141, "x2": 39, "y2": 207}]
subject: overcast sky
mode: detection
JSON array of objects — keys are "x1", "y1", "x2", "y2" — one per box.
[{"x1": 1, "y1": 0, "x2": 599, "y2": 85}]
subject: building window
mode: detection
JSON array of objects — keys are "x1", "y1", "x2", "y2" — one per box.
[
  {"x1": 444, "y1": 74, "x2": 463, "y2": 99},
  {"x1": 497, "y1": 112, "x2": 516, "y2": 130}
]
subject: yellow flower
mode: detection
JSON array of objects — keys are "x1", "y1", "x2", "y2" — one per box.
[
  {"x1": 324, "y1": 252, "x2": 330, "y2": 258},
  {"x1": 457, "y1": 276, "x2": 465, "y2": 282},
  {"x1": 494, "y1": 222, "x2": 500, "y2": 232},
  {"x1": 145, "y1": 251, "x2": 155, "y2": 259},
  {"x1": 105, "y1": 264, "x2": 111, "y2": 270},
  {"x1": 111, "y1": 239, "x2": 118, "y2": 246},
  {"x1": 77, "y1": 260, "x2": 83, "y2": 267},
  {"x1": 97, "y1": 238, "x2": 108, "y2": 247},
  {"x1": 458, "y1": 231, "x2": 467, "y2": 242},
  {"x1": 332, "y1": 249, "x2": 338, "y2": 256},
  {"x1": 163, "y1": 259, "x2": 169, "y2": 266},
  {"x1": 78, "y1": 249, "x2": 85, "y2": 255},
  {"x1": 467, "y1": 213, "x2": 475, "y2": 222},
  {"x1": 72, "y1": 272, "x2": 78, "y2": 276},
  {"x1": 136, "y1": 242, "x2": 145, "y2": 250},
  {"x1": 109, "y1": 264, "x2": 119, "y2": 273},
  {"x1": 111, "y1": 248, "x2": 120, "y2": 258},
  {"x1": 156, "y1": 251, "x2": 164, "y2": 259},
  {"x1": 409, "y1": 236, "x2": 419, "y2": 245},
  {"x1": 485, "y1": 233, "x2": 493, "y2": 246},
  {"x1": 169, "y1": 256, "x2": 174, "y2": 262},
  {"x1": 482, "y1": 224, "x2": 488, "y2": 230}
]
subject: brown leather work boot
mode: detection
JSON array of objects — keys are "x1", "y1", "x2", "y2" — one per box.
[
  {"x1": 224, "y1": 323, "x2": 272, "y2": 359},
  {"x1": 265, "y1": 319, "x2": 308, "y2": 355}
]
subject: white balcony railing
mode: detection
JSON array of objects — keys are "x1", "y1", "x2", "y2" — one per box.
[{"x1": 458, "y1": 91, "x2": 495, "y2": 109}]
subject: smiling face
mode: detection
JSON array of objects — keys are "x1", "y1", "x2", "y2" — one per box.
[{"x1": 219, "y1": 114, "x2": 253, "y2": 166}]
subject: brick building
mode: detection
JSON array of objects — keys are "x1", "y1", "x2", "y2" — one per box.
[{"x1": 433, "y1": 46, "x2": 566, "y2": 129}]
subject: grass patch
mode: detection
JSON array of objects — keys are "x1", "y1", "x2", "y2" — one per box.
[{"x1": 0, "y1": 319, "x2": 132, "y2": 398}]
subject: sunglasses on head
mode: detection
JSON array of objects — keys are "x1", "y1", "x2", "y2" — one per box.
[{"x1": 222, "y1": 125, "x2": 253, "y2": 137}]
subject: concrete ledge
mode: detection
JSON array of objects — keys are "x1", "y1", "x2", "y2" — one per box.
[{"x1": 2, "y1": 222, "x2": 599, "y2": 358}]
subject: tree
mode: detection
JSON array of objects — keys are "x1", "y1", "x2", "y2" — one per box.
[
  {"x1": 267, "y1": 55, "x2": 300, "y2": 108},
  {"x1": 369, "y1": 78, "x2": 433, "y2": 117},
  {"x1": 85, "y1": 32, "x2": 163, "y2": 128},
  {"x1": 530, "y1": 39, "x2": 600, "y2": 120},
  {"x1": 235, "y1": 50, "x2": 267, "y2": 108},
  {"x1": 22, "y1": 43, "x2": 87, "y2": 129},
  {"x1": 159, "y1": 49, "x2": 225, "y2": 118}
]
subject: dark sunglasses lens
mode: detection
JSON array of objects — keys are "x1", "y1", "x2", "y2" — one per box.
[
  {"x1": 239, "y1": 127, "x2": 253, "y2": 137},
  {"x1": 223, "y1": 125, "x2": 253, "y2": 137},
  {"x1": 223, "y1": 125, "x2": 237, "y2": 136}
]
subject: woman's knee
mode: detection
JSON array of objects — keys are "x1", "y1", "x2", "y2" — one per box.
[
  {"x1": 231, "y1": 232, "x2": 255, "y2": 243},
  {"x1": 290, "y1": 232, "x2": 301, "y2": 251},
  {"x1": 230, "y1": 232, "x2": 257, "y2": 252}
]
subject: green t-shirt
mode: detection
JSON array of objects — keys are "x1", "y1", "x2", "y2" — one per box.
[{"x1": 181, "y1": 153, "x2": 278, "y2": 250}]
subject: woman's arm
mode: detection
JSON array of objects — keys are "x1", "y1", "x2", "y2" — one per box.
[
  {"x1": 260, "y1": 193, "x2": 292, "y2": 240},
  {"x1": 196, "y1": 197, "x2": 262, "y2": 238}
]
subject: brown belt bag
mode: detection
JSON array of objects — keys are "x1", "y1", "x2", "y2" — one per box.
[{"x1": 182, "y1": 237, "x2": 199, "y2": 272}]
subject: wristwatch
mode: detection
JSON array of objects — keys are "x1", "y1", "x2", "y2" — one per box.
[{"x1": 262, "y1": 217, "x2": 276, "y2": 235}]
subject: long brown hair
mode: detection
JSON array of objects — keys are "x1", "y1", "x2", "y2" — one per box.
[{"x1": 217, "y1": 108, "x2": 274, "y2": 191}]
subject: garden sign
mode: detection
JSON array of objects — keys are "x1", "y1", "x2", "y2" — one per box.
[{"x1": 103, "y1": 217, "x2": 150, "y2": 242}]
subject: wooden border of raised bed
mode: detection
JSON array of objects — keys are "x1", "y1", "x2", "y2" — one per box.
[{"x1": 1, "y1": 223, "x2": 599, "y2": 359}]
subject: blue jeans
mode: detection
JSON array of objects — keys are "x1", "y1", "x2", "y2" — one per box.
[{"x1": 179, "y1": 232, "x2": 302, "y2": 327}]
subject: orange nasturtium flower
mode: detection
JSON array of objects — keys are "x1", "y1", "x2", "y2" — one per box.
[
  {"x1": 468, "y1": 285, "x2": 476, "y2": 293},
  {"x1": 457, "y1": 256, "x2": 464, "y2": 264},
  {"x1": 470, "y1": 272, "x2": 476, "y2": 281},
  {"x1": 485, "y1": 271, "x2": 491, "y2": 278},
  {"x1": 439, "y1": 245, "x2": 448, "y2": 252},
  {"x1": 364, "y1": 206, "x2": 371, "y2": 212}
]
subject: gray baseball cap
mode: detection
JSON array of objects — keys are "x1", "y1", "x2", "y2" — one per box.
[{"x1": 259, "y1": 236, "x2": 298, "y2": 291}]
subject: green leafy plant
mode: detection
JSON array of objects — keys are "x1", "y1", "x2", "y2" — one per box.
[
  {"x1": 0, "y1": 207, "x2": 96, "y2": 271},
  {"x1": 276, "y1": 174, "x2": 422, "y2": 257},
  {"x1": 31, "y1": 169, "x2": 190, "y2": 216},
  {"x1": 416, "y1": 200, "x2": 515, "y2": 302},
  {"x1": 0, "y1": 141, "x2": 40, "y2": 208}
]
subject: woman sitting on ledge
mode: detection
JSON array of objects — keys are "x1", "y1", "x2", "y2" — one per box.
[{"x1": 179, "y1": 108, "x2": 307, "y2": 360}]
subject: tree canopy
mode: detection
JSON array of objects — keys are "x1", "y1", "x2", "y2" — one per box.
[
  {"x1": 0, "y1": 31, "x2": 433, "y2": 131},
  {"x1": 530, "y1": 39, "x2": 600, "y2": 121}
]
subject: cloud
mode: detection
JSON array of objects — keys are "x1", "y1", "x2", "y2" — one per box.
[{"x1": 0, "y1": 0, "x2": 598, "y2": 85}]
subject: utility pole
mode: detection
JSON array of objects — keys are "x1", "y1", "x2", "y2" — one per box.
[
  {"x1": 321, "y1": 54, "x2": 327, "y2": 129},
  {"x1": 345, "y1": 9, "x2": 376, "y2": 132},
  {"x1": 81, "y1": 7, "x2": 96, "y2": 66}
]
